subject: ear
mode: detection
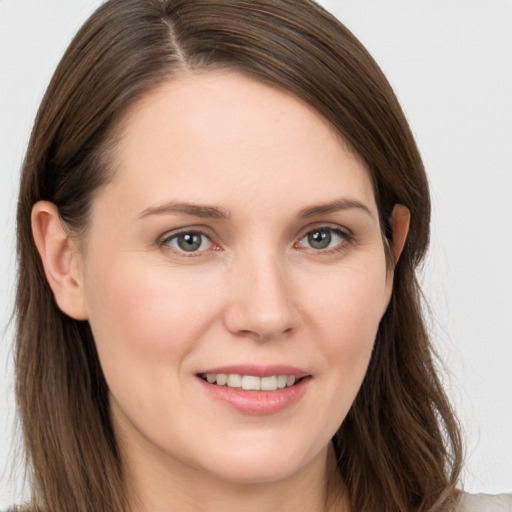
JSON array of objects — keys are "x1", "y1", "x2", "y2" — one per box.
[
  {"x1": 389, "y1": 204, "x2": 410, "y2": 263},
  {"x1": 31, "y1": 201, "x2": 88, "y2": 320}
]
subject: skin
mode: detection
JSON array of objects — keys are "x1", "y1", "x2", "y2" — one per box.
[{"x1": 32, "y1": 71, "x2": 409, "y2": 512}]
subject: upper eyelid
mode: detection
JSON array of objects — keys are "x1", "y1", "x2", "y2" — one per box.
[
  {"x1": 295, "y1": 223, "x2": 352, "y2": 240},
  {"x1": 159, "y1": 226, "x2": 214, "y2": 243}
]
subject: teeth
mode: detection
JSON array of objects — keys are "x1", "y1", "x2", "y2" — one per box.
[
  {"x1": 216, "y1": 373, "x2": 227, "y2": 386},
  {"x1": 227, "y1": 374, "x2": 242, "y2": 388},
  {"x1": 260, "y1": 376, "x2": 277, "y2": 391},
  {"x1": 241, "y1": 375, "x2": 261, "y2": 390},
  {"x1": 203, "y1": 373, "x2": 299, "y2": 390},
  {"x1": 277, "y1": 375, "x2": 287, "y2": 388}
]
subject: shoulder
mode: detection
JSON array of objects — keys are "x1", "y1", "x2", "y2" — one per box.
[{"x1": 457, "y1": 493, "x2": 512, "y2": 512}]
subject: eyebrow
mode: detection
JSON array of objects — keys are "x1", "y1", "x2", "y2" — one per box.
[
  {"x1": 297, "y1": 198, "x2": 373, "y2": 219},
  {"x1": 137, "y1": 197, "x2": 373, "y2": 220},
  {"x1": 138, "y1": 201, "x2": 230, "y2": 220}
]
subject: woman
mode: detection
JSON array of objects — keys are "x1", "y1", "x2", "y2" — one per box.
[{"x1": 9, "y1": 0, "x2": 511, "y2": 511}]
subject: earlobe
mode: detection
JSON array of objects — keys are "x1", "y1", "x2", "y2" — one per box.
[
  {"x1": 390, "y1": 204, "x2": 410, "y2": 263},
  {"x1": 31, "y1": 201, "x2": 88, "y2": 320}
]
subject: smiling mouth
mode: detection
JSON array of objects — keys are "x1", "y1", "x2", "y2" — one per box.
[{"x1": 199, "y1": 373, "x2": 302, "y2": 391}]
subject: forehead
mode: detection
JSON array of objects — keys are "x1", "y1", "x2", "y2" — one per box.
[{"x1": 104, "y1": 70, "x2": 376, "y2": 218}]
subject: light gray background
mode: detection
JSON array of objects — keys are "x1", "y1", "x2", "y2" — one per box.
[{"x1": 1, "y1": 0, "x2": 511, "y2": 507}]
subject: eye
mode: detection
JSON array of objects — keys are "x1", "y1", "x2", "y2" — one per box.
[
  {"x1": 296, "y1": 227, "x2": 350, "y2": 251},
  {"x1": 161, "y1": 231, "x2": 214, "y2": 253}
]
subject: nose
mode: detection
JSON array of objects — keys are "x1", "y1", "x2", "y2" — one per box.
[{"x1": 223, "y1": 252, "x2": 300, "y2": 341}]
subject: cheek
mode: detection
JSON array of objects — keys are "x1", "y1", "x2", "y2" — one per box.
[
  {"x1": 82, "y1": 254, "x2": 222, "y2": 383},
  {"x1": 312, "y1": 257, "x2": 389, "y2": 344},
  {"x1": 307, "y1": 258, "x2": 389, "y2": 404},
  {"x1": 82, "y1": 255, "x2": 231, "y2": 442}
]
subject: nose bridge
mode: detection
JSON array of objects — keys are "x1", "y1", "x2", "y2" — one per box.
[{"x1": 225, "y1": 245, "x2": 298, "y2": 340}]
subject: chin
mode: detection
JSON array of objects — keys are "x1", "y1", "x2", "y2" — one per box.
[
  {"x1": 198, "y1": 438, "x2": 326, "y2": 485},
  {"x1": 207, "y1": 461, "x2": 302, "y2": 485}
]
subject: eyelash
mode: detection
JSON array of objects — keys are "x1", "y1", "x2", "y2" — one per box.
[{"x1": 159, "y1": 226, "x2": 352, "y2": 256}]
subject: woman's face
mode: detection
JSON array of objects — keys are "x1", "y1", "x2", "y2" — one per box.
[{"x1": 78, "y1": 71, "x2": 392, "y2": 485}]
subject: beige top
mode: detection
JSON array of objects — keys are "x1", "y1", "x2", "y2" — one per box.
[
  {"x1": 4, "y1": 494, "x2": 512, "y2": 511},
  {"x1": 458, "y1": 493, "x2": 512, "y2": 511}
]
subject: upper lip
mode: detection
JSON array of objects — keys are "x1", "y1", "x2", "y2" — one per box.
[{"x1": 197, "y1": 364, "x2": 310, "y2": 379}]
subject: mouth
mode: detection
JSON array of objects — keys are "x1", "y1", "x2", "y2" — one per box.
[
  {"x1": 196, "y1": 365, "x2": 311, "y2": 414},
  {"x1": 199, "y1": 373, "x2": 303, "y2": 391},
  {"x1": 196, "y1": 369, "x2": 311, "y2": 415}
]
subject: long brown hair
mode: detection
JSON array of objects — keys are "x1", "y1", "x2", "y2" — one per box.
[{"x1": 15, "y1": 1, "x2": 462, "y2": 511}]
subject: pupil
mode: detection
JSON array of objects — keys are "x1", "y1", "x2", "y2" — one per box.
[
  {"x1": 308, "y1": 230, "x2": 331, "y2": 249},
  {"x1": 178, "y1": 233, "x2": 202, "y2": 251}
]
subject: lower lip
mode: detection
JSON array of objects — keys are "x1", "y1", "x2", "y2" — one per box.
[{"x1": 197, "y1": 376, "x2": 311, "y2": 415}]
